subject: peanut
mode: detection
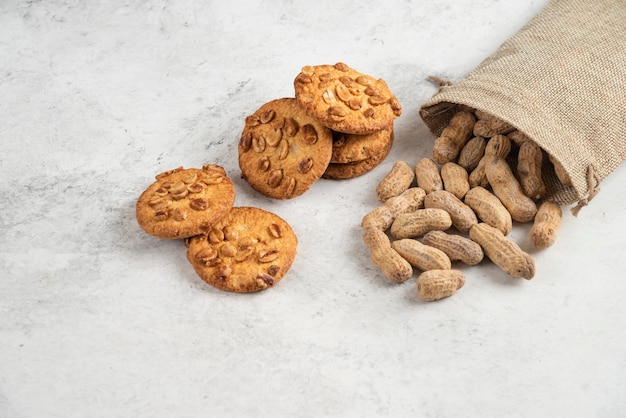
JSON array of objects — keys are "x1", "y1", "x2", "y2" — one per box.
[
  {"x1": 362, "y1": 227, "x2": 413, "y2": 283},
  {"x1": 469, "y1": 134, "x2": 511, "y2": 188},
  {"x1": 390, "y1": 208, "x2": 452, "y2": 239},
  {"x1": 485, "y1": 156, "x2": 537, "y2": 223},
  {"x1": 384, "y1": 187, "x2": 426, "y2": 212},
  {"x1": 485, "y1": 133, "x2": 512, "y2": 156},
  {"x1": 473, "y1": 109, "x2": 493, "y2": 120},
  {"x1": 549, "y1": 154, "x2": 572, "y2": 187},
  {"x1": 391, "y1": 239, "x2": 451, "y2": 271},
  {"x1": 424, "y1": 190, "x2": 477, "y2": 234},
  {"x1": 469, "y1": 222, "x2": 535, "y2": 280},
  {"x1": 457, "y1": 136, "x2": 486, "y2": 172},
  {"x1": 414, "y1": 158, "x2": 443, "y2": 194},
  {"x1": 473, "y1": 114, "x2": 515, "y2": 137},
  {"x1": 432, "y1": 110, "x2": 476, "y2": 164},
  {"x1": 416, "y1": 269, "x2": 466, "y2": 301},
  {"x1": 464, "y1": 186, "x2": 512, "y2": 235},
  {"x1": 422, "y1": 230, "x2": 484, "y2": 266},
  {"x1": 508, "y1": 129, "x2": 531, "y2": 147},
  {"x1": 441, "y1": 162, "x2": 470, "y2": 200},
  {"x1": 529, "y1": 201, "x2": 562, "y2": 249},
  {"x1": 375, "y1": 160, "x2": 415, "y2": 202},
  {"x1": 362, "y1": 187, "x2": 426, "y2": 230},
  {"x1": 361, "y1": 206, "x2": 395, "y2": 231},
  {"x1": 517, "y1": 140, "x2": 546, "y2": 200}
]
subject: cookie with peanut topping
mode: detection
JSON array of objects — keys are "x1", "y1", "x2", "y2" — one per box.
[
  {"x1": 186, "y1": 206, "x2": 298, "y2": 293},
  {"x1": 293, "y1": 62, "x2": 402, "y2": 134},
  {"x1": 322, "y1": 130, "x2": 393, "y2": 179},
  {"x1": 238, "y1": 97, "x2": 333, "y2": 199},
  {"x1": 330, "y1": 127, "x2": 394, "y2": 164},
  {"x1": 136, "y1": 164, "x2": 235, "y2": 239}
]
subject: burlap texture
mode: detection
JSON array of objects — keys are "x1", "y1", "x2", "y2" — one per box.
[{"x1": 419, "y1": 0, "x2": 626, "y2": 214}]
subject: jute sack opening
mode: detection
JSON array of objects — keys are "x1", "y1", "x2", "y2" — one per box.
[{"x1": 419, "y1": 0, "x2": 626, "y2": 215}]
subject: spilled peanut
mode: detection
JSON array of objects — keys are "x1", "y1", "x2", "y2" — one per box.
[
  {"x1": 390, "y1": 208, "x2": 452, "y2": 239},
  {"x1": 517, "y1": 140, "x2": 546, "y2": 200},
  {"x1": 391, "y1": 239, "x2": 451, "y2": 271},
  {"x1": 422, "y1": 230, "x2": 484, "y2": 266},
  {"x1": 469, "y1": 222, "x2": 535, "y2": 280},
  {"x1": 362, "y1": 187, "x2": 426, "y2": 230},
  {"x1": 415, "y1": 158, "x2": 443, "y2": 194},
  {"x1": 441, "y1": 162, "x2": 470, "y2": 200},
  {"x1": 432, "y1": 110, "x2": 476, "y2": 164},
  {"x1": 363, "y1": 227, "x2": 413, "y2": 283},
  {"x1": 424, "y1": 190, "x2": 477, "y2": 234},
  {"x1": 457, "y1": 136, "x2": 486, "y2": 172},
  {"x1": 529, "y1": 201, "x2": 562, "y2": 249},
  {"x1": 416, "y1": 269, "x2": 466, "y2": 301},
  {"x1": 375, "y1": 160, "x2": 415, "y2": 202},
  {"x1": 464, "y1": 186, "x2": 512, "y2": 236},
  {"x1": 362, "y1": 107, "x2": 574, "y2": 302},
  {"x1": 469, "y1": 134, "x2": 511, "y2": 188},
  {"x1": 485, "y1": 156, "x2": 537, "y2": 223}
]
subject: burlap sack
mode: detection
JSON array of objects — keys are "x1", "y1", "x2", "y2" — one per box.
[{"x1": 419, "y1": 0, "x2": 626, "y2": 215}]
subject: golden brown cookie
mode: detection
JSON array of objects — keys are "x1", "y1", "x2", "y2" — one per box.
[
  {"x1": 293, "y1": 62, "x2": 402, "y2": 134},
  {"x1": 238, "y1": 98, "x2": 333, "y2": 199},
  {"x1": 136, "y1": 164, "x2": 235, "y2": 239},
  {"x1": 322, "y1": 132, "x2": 393, "y2": 180},
  {"x1": 186, "y1": 206, "x2": 298, "y2": 293},
  {"x1": 330, "y1": 127, "x2": 393, "y2": 164}
]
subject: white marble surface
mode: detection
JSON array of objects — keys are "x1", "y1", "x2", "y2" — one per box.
[{"x1": 2, "y1": 1, "x2": 626, "y2": 417}]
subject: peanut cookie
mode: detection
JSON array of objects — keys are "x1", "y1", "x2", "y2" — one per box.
[
  {"x1": 293, "y1": 62, "x2": 402, "y2": 134},
  {"x1": 186, "y1": 206, "x2": 298, "y2": 293},
  {"x1": 238, "y1": 98, "x2": 333, "y2": 199},
  {"x1": 322, "y1": 132, "x2": 393, "y2": 180},
  {"x1": 136, "y1": 164, "x2": 235, "y2": 239},
  {"x1": 330, "y1": 128, "x2": 393, "y2": 164}
]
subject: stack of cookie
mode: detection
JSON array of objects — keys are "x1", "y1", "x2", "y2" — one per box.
[
  {"x1": 136, "y1": 164, "x2": 298, "y2": 293},
  {"x1": 238, "y1": 62, "x2": 402, "y2": 199}
]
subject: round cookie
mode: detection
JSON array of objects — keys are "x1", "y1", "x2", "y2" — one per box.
[
  {"x1": 322, "y1": 132, "x2": 393, "y2": 180},
  {"x1": 186, "y1": 206, "x2": 298, "y2": 293},
  {"x1": 238, "y1": 97, "x2": 333, "y2": 199},
  {"x1": 136, "y1": 164, "x2": 235, "y2": 239},
  {"x1": 293, "y1": 62, "x2": 402, "y2": 135},
  {"x1": 330, "y1": 128, "x2": 393, "y2": 164}
]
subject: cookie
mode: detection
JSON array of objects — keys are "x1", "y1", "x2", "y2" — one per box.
[
  {"x1": 238, "y1": 97, "x2": 333, "y2": 199},
  {"x1": 330, "y1": 127, "x2": 393, "y2": 164},
  {"x1": 293, "y1": 62, "x2": 402, "y2": 135},
  {"x1": 322, "y1": 131, "x2": 393, "y2": 180},
  {"x1": 136, "y1": 164, "x2": 235, "y2": 239},
  {"x1": 186, "y1": 206, "x2": 298, "y2": 293}
]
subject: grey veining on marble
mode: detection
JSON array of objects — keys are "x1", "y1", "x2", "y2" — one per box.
[{"x1": 2, "y1": 1, "x2": 626, "y2": 417}]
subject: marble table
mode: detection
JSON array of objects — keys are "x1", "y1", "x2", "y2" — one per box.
[{"x1": 2, "y1": 1, "x2": 626, "y2": 417}]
